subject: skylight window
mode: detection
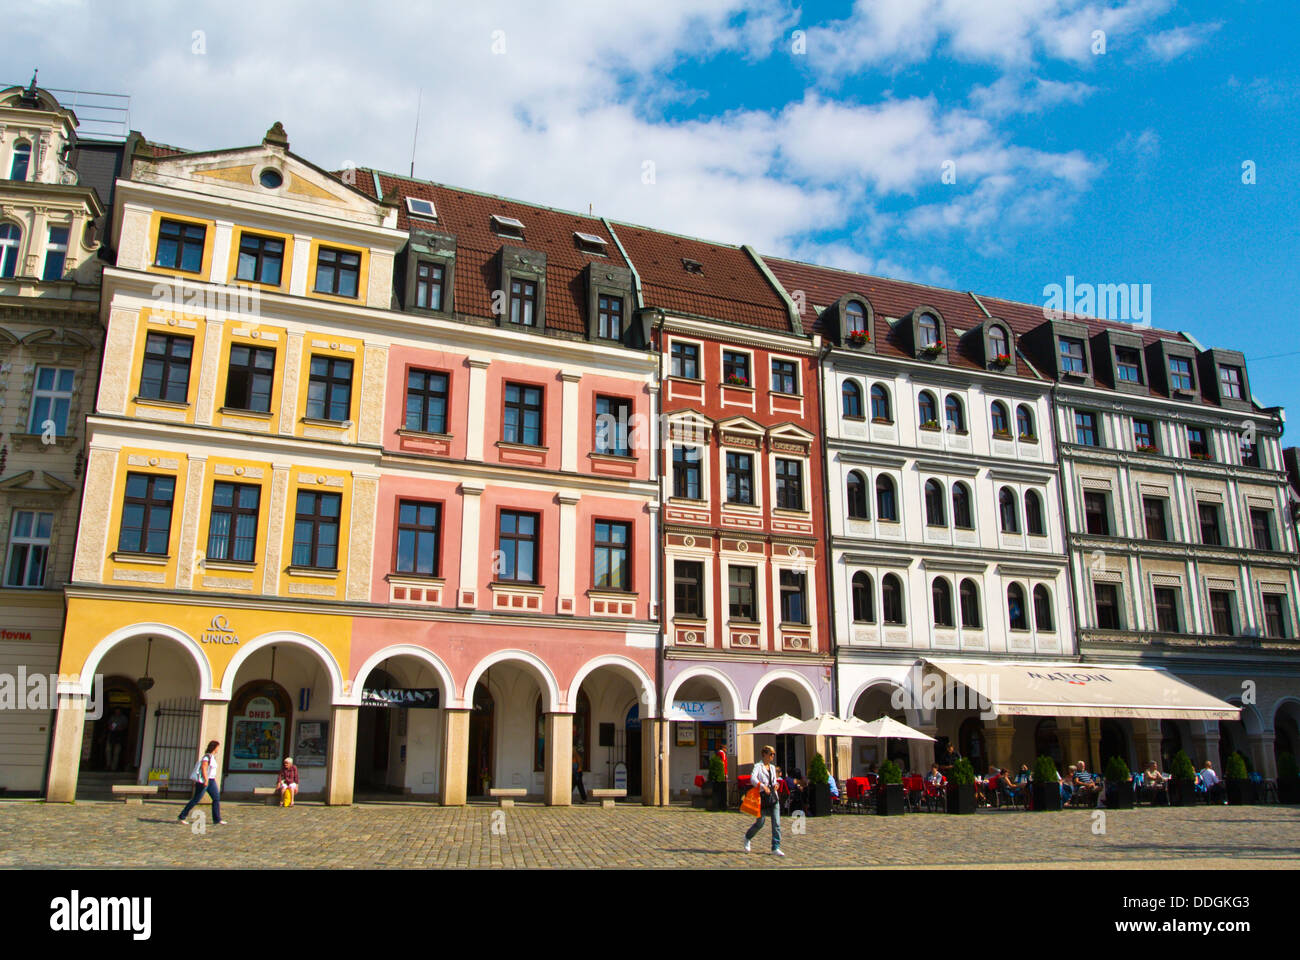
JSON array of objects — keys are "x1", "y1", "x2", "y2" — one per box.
[
  {"x1": 491, "y1": 214, "x2": 525, "y2": 238},
  {"x1": 406, "y1": 197, "x2": 437, "y2": 220},
  {"x1": 682, "y1": 258, "x2": 703, "y2": 274},
  {"x1": 574, "y1": 231, "x2": 607, "y2": 254}
]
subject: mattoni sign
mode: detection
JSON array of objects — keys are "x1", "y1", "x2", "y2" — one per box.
[{"x1": 361, "y1": 687, "x2": 441, "y2": 709}]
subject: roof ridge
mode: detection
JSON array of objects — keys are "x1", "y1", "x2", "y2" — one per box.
[{"x1": 366, "y1": 167, "x2": 610, "y2": 225}]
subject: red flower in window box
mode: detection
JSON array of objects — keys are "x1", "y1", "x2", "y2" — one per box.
[
  {"x1": 723, "y1": 374, "x2": 749, "y2": 387},
  {"x1": 847, "y1": 330, "x2": 870, "y2": 347},
  {"x1": 991, "y1": 353, "x2": 1012, "y2": 368},
  {"x1": 921, "y1": 340, "x2": 945, "y2": 357}
]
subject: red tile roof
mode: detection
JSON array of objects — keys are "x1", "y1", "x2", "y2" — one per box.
[
  {"x1": 764, "y1": 255, "x2": 1217, "y2": 402},
  {"x1": 353, "y1": 170, "x2": 635, "y2": 335},
  {"x1": 609, "y1": 223, "x2": 792, "y2": 334}
]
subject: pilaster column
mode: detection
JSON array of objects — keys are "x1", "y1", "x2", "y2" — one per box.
[
  {"x1": 557, "y1": 494, "x2": 579, "y2": 615},
  {"x1": 176, "y1": 454, "x2": 209, "y2": 586},
  {"x1": 198, "y1": 699, "x2": 229, "y2": 756},
  {"x1": 278, "y1": 332, "x2": 304, "y2": 436},
  {"x1": 1131, "y1": 720, "x2": 1162, "y2": 770},
  {"x1": 440, "y1": 708, "x2": 470, "y2": 806},
  {"x1": 458, "y1": 482, "x2": 484, "y2": 607},
  {"x1": 647, "y1": 502, "x2": 660, "y2": 621},
  {"x1": 1192, "y1": 724, "x2": 1221, "y2": 770},
  {"x1": 261, "y1": 463, "x2": 291, "y2": 595},
  {"x1": 288, "y1": 234, "x2": 312, "y2": 297},
  {"x1": 1250, "y1": 734, "x2": 1277, "y2": 780},
  {"x1": 985, "y1": 717, "x2": 1017, "y2": 772},
  {"x1": 193, "y1": 318, "x2": 225, "y2": 426},
  {"x1": 731, "y1": 720, "x2": 754, "y2": 771},
  {"x1": 465, "y1": 358, "x2": 490, "y2": 461},
  {"x1": 642, "y1": 718, "x2": 668, "y2": 806},
  {"x1": 560, "y1": 371, "x2": 582, "y2": 472},
  {"x1": 345, "y1": 471, "x2": 380, "y2": 601},
  {"x1": 326, "y1": 705, "x2": 358, "y2": 805},
  {"x1": 45, "y1": 695, "x2": 87, "y2": 802},
  {"x1": 544, "y1": 712, "x2": 574, "y2": 806},
  {"x1": 208, "y1": 220, "x2": 233, "y2": 285}
]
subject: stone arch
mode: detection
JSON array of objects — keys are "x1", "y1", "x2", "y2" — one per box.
[
  {"x1": 664, "y1": 665, "x2": 744, "y2": 720},
  {"x1": 747, "y1": 669, "x2": 820, "y2": 719},
  {"x1": 219, "y1": 631, "x2": 344, "y2": 703},
  {"x1": 348, "y1": 644, "x2": 457, "y2": 708},
  {"x1": 463, "y1": 649, "x2": 562, "y2": 714},
  {"x1": 72, "y1": 622, "x2": 211, "y2": 697},
  {"x1": 567, "y1": 654, "x2": 656, "y2": 718}
]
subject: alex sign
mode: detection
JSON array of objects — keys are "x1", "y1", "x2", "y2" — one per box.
[{"x1": 670, "y1": 700, "x2": 724, "y2": 722}]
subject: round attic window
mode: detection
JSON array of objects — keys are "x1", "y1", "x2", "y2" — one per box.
[{"x1": 259, "y1": 168, "x2": 284, "y2": 189}]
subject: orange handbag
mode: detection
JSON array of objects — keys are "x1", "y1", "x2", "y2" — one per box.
[{"x1": 739, "y1": 787, "x2": 762, "y2": 817}]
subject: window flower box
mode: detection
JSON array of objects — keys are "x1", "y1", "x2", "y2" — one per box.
[
  {"x1": 990, "y1": 354, "x2": 1012, "y2": 368},
  {"x1": 920, "y1": 341, "x2": 945, "y2": 358},
  {"x1": 920, "y1": 420, "x2": 940, "y2": 431},
  {"x1": 871, "y1": 417, "x2": 892, "y2": 425},
  {"x1": 992, "y1": 429, "x2": 1012, "y2": 440},
  {"x1": 723, "y1": 375, "x2": 750, "y2": 387},
  {"x1": 1018, "y1": 433, "x2": 1038, "y2": 443},
  {"x1": 847, "y1": 330, "x2": 870, "y2": 347},
  {"x1": 1136, "y1": 443, "x2": 1158, "y2": 453},
  {"x1": 1190, "y1": 452, "x2": 1212, "y2": 461}
]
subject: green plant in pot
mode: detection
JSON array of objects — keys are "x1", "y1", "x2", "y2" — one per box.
[
  {"x1": 1169, "y1": 750, "x2": 1197, "y2": 806},
  {"x1": 1104, "y1": 755, "x2": 1134, "y2": 809},
  {"x1": 707, "y1": 753, "x2": 728, "y2": 811},
  {"x1": 1276, "y1": 752, "x2": 1300, "y2": 804},
  {"x1": 1224, "y1": 752, "x2": 1255, "y2": 806},
  {"x1": 876, "y1": 758, "x2": 905, "y2": 816},
  {"x1": 947, "y1": 757, "x2": 976, "y2": 814},
  {"x1": 807, "y1": 752, "x2": 832, "y2": 817},
  {"x1": 1030, "y1": 754, "x2": 1062, "y2": 811}
]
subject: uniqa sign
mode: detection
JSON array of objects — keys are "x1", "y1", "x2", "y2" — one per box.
[{"x1": 200, "y1": 614, "x2": 239, "y2": 645}]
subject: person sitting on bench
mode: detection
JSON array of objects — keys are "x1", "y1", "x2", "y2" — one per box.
[{"x1": 276, "y1": 757, "x2": 299, "y2": 807}]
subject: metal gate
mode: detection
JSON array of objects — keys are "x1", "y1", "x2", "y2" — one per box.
[{"x1": 148, "y1": 698, "x2": 200, "y2": 787}]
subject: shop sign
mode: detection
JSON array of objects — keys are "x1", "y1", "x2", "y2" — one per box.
[
  {"x1": 361, "y1": 687, "x2": 440, "y2": 708},
  {"x1": 613, "y1": 761, "x2": 628, "y2": 791},
  {"x1": 671, "y1": 699, "x2": 724, "y2": 721},
  {"x1": 201, "y1": 614, "x2": 239, "y2": 645},
  {"x1": 230, "y1": 696, "x2": 283, "y2": 771}
]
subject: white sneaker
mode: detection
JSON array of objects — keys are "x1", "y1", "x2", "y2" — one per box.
[
  {"x1": 772, "y1": 848, "x2": 785, "y2": 857},
  {"x1": 744, "y1": 839, "x2": 751, "y2": 852}
]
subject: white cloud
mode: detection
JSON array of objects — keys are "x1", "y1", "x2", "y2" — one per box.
[
  {"x1": 1145, "y1": 22, "x2": 1221, "y2": 62},
  {"x1": 970, "y1": 76, "x2": 1096, "y2": 117}
]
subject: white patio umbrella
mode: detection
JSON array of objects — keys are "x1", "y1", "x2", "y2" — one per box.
[
  {"x1": 743, "y1": 713, "x2": 807, "y2": 736},
  {"x1": 785, "y1": 714, "x2": 874, "y2": 782},
  {"x1": 855, "y1": 716, "x2": 936, "y2": 741}
]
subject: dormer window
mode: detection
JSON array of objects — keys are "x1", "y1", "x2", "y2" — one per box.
[
  {"x1": 415, "y1": 261, "x2": 445, "y2": 310},
  {"x1": 846, "y1": 301, "x2": 866, "y2": 335},
  {"x1": 1169, "y1": 357, "x2": 1194, "y2": 392},
  {"x1": 1059, "y1": 336, "x2": 1087, "y2": 374},
  {"x1": 491, "y1": 215, "x2": 525, "y2": 239},
  {"x1": 919, "y1": 313, "x2": 940, "y2": 347},
  {"x1": 9, "y1": 142, "x2": 31, "y2": 181},
  {"x1": 1115, "y1": 347, "x2": 1142, "y2": 383},
  {"x1": 575, "y1": 232, "x2": 607, "y2": 255},
  {"x1": 406, "y1": 197, "x2": 437, "y2": 220},
  {"x1": 1219, "y1": 365, "x2": 1243, "y2": 400},
  {"x1": 597, "y1": 294, "x2": 623, "y2": 340},
  {"x1": 509, "y1": 278, "x2": 538, "y2": 326},
  {"x1": 682, "y1": 258, "x2": 703, "y2": 274},
  {"x1": 989, "y1": 325, "x2": 1008, "y2": 358}
]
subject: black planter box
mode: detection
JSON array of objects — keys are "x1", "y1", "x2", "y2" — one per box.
[
  {"x1": 1225, "y1": 780, "x2": 1258, "y2": 806},
  {"x1": 708, "y1": 780, "x2": 727, "y2": 811},
  {"x1": 876, "y1": 782, "x2": 905, "y2": 816},
  {"x1": 947, "y1": 782, "x2": 976, "y2": 814},
  {"x1": 807, "y1": 782, "x2": 832, "y2": 817},
  {"x1": 1279, "y1": 777, "x2": 1300, "y2": 804},
  {"x1": 1168, "y1": 779, "x2": 1198, "y2": 806},
  {"x1": 1031, "y1": 782, "x2": 1062, "y2": 811},
  {"x1": 1106, "y1": 782, "x2": 1135, "y2": 809}
]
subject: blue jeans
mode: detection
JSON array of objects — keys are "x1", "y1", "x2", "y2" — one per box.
[
  {"x1": 745, "y1": 801, "x2": 782, "y2": 851},
  {"x1": 178, "y1": 779, "x2": 221, "y2": 822}
]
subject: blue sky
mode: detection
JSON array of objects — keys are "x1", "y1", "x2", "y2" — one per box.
[{"x1": 6, "y1": 0, "x2": 1298, "y2": 425}]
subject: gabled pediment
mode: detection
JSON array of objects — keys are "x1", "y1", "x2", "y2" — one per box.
[
  {"x1": 666, "y1": 408, "x2": 714, "y2": 443},
  {"x1": 0, "y1": 470, "x2": 75, "y2": 494},
  {"x1": 717, "y1": 415, "x2": 765, "y2": 436},
  {"x1": 767, "y1": 421, "x2": 816, "y2": 443}
]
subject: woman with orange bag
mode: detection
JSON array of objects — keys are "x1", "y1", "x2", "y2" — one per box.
[{"x1": 743, "y1": 744, "x2": 784, "y2": 857}]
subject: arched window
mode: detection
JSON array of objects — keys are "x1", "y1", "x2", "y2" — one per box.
[
  {"x1": 919, "y1": 313, "x2": 940, "y2": 347},
  {"x1": 959, "y1": 578, "x2": 981, "y2": 628},
  {"x1": 846, "y1": 471, "x2": 868, "y2": 520},
  {"x1": 870, "y1": 384, "x2": 891, "y2": 421},
  {"x1": 999, "y1": 486, "x2": 1019, "y2": 533},
  {"x1": 851, "y1": 571, "x2": 874, "y2": 623},
  {"x1": 945, "y1": 394, "x2": 965, "y2": 432},
  {"x1": 875, "y1": 475, "x2": 897, "y2": 522},
  {"x1": 1024, "y1": 490, "x2": 1045, "y2": 536},
  {"x1": 924, "y1": 479, "x2": 946, "y2": 527},
  {"x1": 951, "y1": 482, "x2": 973, "y2": 529},
  {"x1": 881, "y1": 573, "x2": 904, "y2": 624},
  {"x1": 1007, "y1": 583, "x2": 1027, "y2": 631},
  {"x1": 991, "y1": 401, "x2": 1010, "y2": 435},
  {"x1": 989, "y1": 325, "x2": 1008, "y2": 360},
  {"x1": 932, "y1": 577, "x2": 954, "y2": 627},
  {"x1": 0, "y1": 223, "x2": 20, "y2": 279},
  {"x1": 1033, "y1": 585, "x2": 1054, "y2": 631},
  {"x1": 918, "y1": 391, "x2": 937, "y2": 427},
  {"x1": 9, "y1": 141, "x2": 31, "y2": 182},
  {"x1": 845, "y1": 300, "x2": 866, "y2": 335},
  {"x1": 842, "y1": 380, "x2": 863, "y2": 419},
  {"x1": 1016, "y1": 404, "x2": 1035, "y2": 439}
]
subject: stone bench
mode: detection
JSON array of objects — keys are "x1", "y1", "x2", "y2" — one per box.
[
  {"x1": 591, "y1": 788, "x2": 627, "y2": 809},
  {"x1": 253, "y1": 786, "x2": 278, "y2": 804},
  {"x1": 111, "y1": 785, "x2": 159, "y2": 805},
  {"x1": 489, "y1": 788, "x2": 527, "y2": 807}
]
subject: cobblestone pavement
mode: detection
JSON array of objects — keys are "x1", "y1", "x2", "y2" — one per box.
[{"x1": 2, "y1": 800, "x2": 1298, "y2": 869}]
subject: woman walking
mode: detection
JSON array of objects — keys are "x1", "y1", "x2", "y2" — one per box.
[
  {"x1": 178, "y1": 740, "x2": 227, "y2": 825},
  {"x1": 744, "y1": 744, "x2": 784, "y2": 857}
]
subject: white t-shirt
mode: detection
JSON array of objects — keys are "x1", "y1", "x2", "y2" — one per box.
[{"x1": 191, "y1": 753, "x2": 219, "y2": 784}]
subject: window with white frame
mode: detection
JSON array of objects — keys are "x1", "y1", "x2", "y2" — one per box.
[
  {"x1": 29, "y1": 367, "x2": 75, "y2": 435},
  {"x1": 5, "y1": 511, "x2": 53, "y2": 587}
]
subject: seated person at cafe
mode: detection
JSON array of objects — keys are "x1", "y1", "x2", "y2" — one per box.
[
  {"x1": 1071, "y1": 761, "x2": 1103, "y2": 806},
  {"x1": 1060, "y1": 764, "x2": 1077, "y2": 804},
  {"x1": 925, "y1": 763, "x2": 946, "y2": 786},
  {"x1": 1199, "y1": 760, "x2": 1225, "y2": 803},
  {"x1": 276, "y1": 756, "x2": 299, "y2": 806},
  {"x1": 1001, "y1": 764, "x2": 1029, "y2": 802}
]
